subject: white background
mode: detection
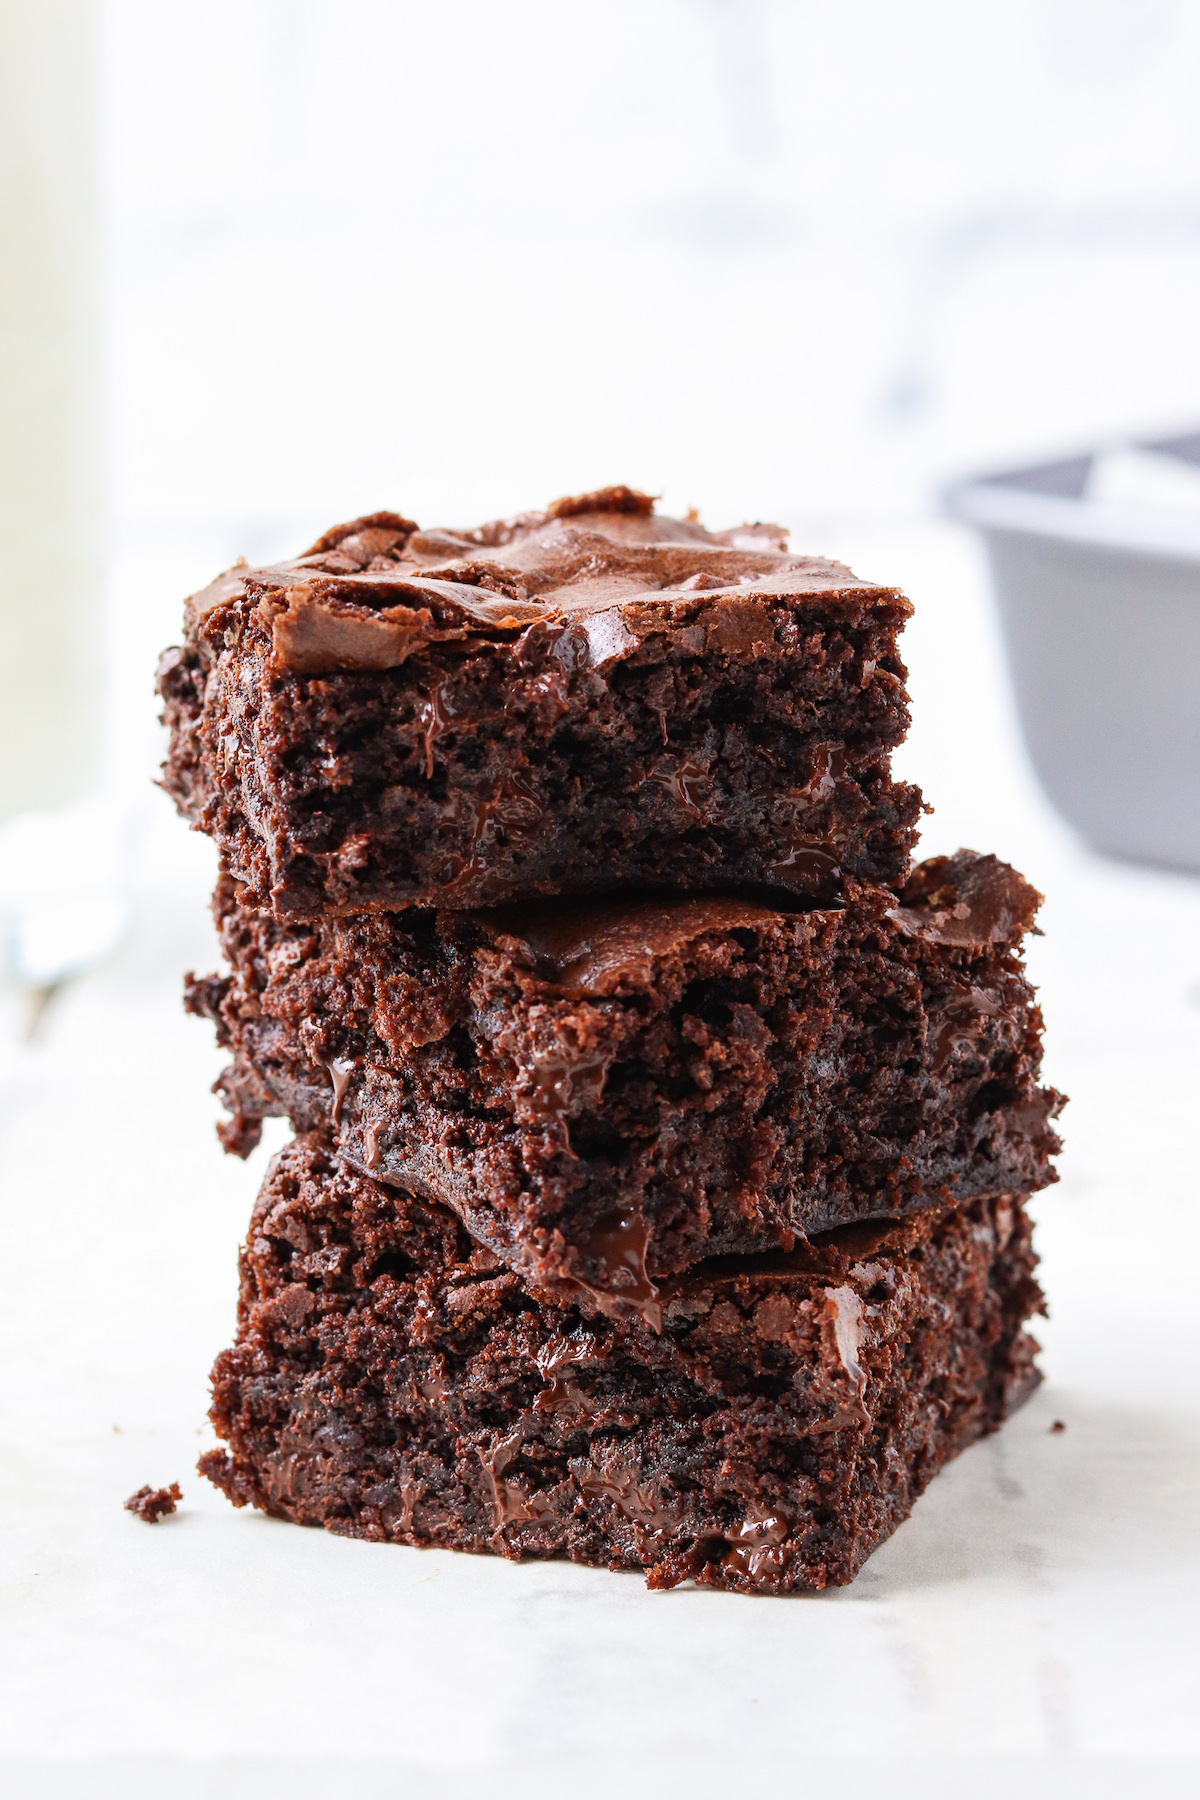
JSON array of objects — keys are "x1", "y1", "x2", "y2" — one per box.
[
  {"x1": 103, "y1": 0, "x2": 1200, "y2": 540},
  {"x1": 3, "y1": 3, "x2": 1200, "y2": 1794}
]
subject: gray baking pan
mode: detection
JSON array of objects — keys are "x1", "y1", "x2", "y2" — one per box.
[{"x1": 944, "y1": 432, "x2": 1200, "y2": 874}]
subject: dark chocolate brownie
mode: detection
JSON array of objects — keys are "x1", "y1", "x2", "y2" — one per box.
[
  {"x1": 188, "y1": 850, "x2": 1062, "y2": 1318},
  {"x1": 199, "y1": 1135, "x2": 1043, "y2": 1594},
  {"x1": 157, "y1": 486, "x2": 922, "y2": 916}
]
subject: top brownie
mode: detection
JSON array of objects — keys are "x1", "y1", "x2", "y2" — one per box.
[{"x1": 157, "y1": 486, "x2": 921, "y2": 917}]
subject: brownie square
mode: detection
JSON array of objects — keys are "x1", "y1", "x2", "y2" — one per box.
[
  {"x1": 158, "y1": 487, "x2": 922, "y2": 916},
  {"x1": 199, "y1": 1135, "x2": 1043, "y2": 1594},
  {"x1": 188, "y1": 850, "x2": 1062, "y2": 1318}
]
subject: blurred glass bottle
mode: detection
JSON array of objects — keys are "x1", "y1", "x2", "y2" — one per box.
[{"x1": 0, "y1": 0, "x2": 102, "y2": 818}]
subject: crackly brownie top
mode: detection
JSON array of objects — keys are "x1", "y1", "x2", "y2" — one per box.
[{"x1": 185, "y1": 484, "x2": 910, "y2": 675}]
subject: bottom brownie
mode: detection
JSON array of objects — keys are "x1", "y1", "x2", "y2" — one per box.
[{"x1": 201, "y1": 1136, "x2": 1043, "y2": 1593}]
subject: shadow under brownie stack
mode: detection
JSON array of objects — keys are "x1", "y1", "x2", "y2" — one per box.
[{"x1": 158, "y1": 485, "x2": 1063, "y2": 1594}]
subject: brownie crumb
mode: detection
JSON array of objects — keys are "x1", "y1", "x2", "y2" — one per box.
[
  {"x1": 1049, "y1": 1419, "x2": 1067, "y2": 1433},
  {"x1": 124, "y1": 1482, "x2": 182, "y2": 1522}
]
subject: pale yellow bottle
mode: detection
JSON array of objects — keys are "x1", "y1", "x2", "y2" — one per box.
[{"x1": 0, "y1": 0, "x2": 102, "y2": 818}]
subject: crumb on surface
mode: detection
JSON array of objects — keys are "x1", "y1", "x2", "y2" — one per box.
[
  {"x1": 1050, "y1": 1419, "x2": 1067, "y2": 1433},
  {"x1": 124, "y1": 1482, "x2": 182, "y2": 1522}
]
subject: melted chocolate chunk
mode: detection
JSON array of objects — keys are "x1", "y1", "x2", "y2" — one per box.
[
  {"x1": 567, "y1": 1212, "x2": 663, "y2": 1332},
  {"x1": 482, "y1": 891, "x2": 783, "y2": 995},
  {"x1": 931, "y1": 984, "x2": 1004, "y2": 1071}
]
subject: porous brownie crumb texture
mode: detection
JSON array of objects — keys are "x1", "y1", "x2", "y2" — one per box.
[
  {"x1": 124, "y1": 1483, "x2": 182, "y2": 1523},
  {"x1": 187, "y1": 850, "x2": 1063, "y2": 1303},
  {"x1": 157, "y1": 491, "x2": 922, "y2": 916},
  {"x1": 200, "y1": 1137, "x2": 1044, "y2": 1595}
]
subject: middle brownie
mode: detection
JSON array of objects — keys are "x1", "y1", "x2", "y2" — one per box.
[{"x1": 190, "y1": 848, "x2": 1062, "y2": 1318}]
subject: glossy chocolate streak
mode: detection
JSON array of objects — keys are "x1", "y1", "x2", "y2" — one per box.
[
  {"x1": 804, "y1": 743, "x2": 847, "y2": 800},
  {"x1": 577, "y1": 1463, "x2": 680, "y2": 1535},
  {"x1": 766, "y1": 843, "x2": 841, "y2": 885},
  {"x1": 651, "y1": 754, "x2": 709, "y2": 823},
  {"x1": 531, "y1": 1374, "x2": 590, "y2": 1417},
  {"x1": 527, "y1": 1043, "x2": 610, "y2": 1121},
  {"x1": 760, "y1": 743, "x2": 852, "y2": 888},
  {"x1": 325, "y1": 1057, "x2": 356, "y2": 1127},
  {"x1": 567, "y1": 1211, "x2": 663, "y2": 1332},
  {"x1": 477, "y1": 1428, "x2": 531, "y2": 1529},
  {"x1": 530, "y1": 1332, "x2": 638, "y2": 1427},
  {"x1": 427, "y1": 771, "x2": 545, "y2": 898},
  {"x1": 823, "y1": 1285, "x2": 872, "y2": 1426},
  {"x1": 720, "y1": 1504, "x2": 792, "y2": 1581},
  {"x1": 478, "y1": 1428, "x2": 568, "y2": 1532},
  {"x1": 477, "y1": 891, "x2": 788, "y2": 996},
  {"x1": 415, "y1": 678, "x2": 461, "y2": 780},
  {"x1": 362, "y1": 1121, "x2": 385, "y2": 1173},
  {"x1": 655, "y1": 1215, "x2": 930, "y2": 1295},
  {"x1": 932, "y1": 984, "x2": 1004, "y2": 1071}
]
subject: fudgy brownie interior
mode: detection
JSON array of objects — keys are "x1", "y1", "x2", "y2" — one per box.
[
  {"x1": 200, "y1": 1134, "x2": 1044, "y2": 1594},
  {"x1": 158, "y1": 486, "x2": 922, "y2": 915},
  {"x1": 188, "y1": 850, "x2": 1062, "y2": 1315}
]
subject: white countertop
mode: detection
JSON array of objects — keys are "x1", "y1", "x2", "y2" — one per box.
[{"x1": 2, "y1": 522, "x2": 1199, "y2": 1798}]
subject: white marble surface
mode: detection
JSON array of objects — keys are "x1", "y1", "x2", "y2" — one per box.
[{"x1": 2, "y1": 522, "x2": 1199, "y2": 1797}]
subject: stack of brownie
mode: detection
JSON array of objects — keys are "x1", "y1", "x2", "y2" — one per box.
[{"x1": 157, "y1": 485, "x2": 1062, "y2": 1593}]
